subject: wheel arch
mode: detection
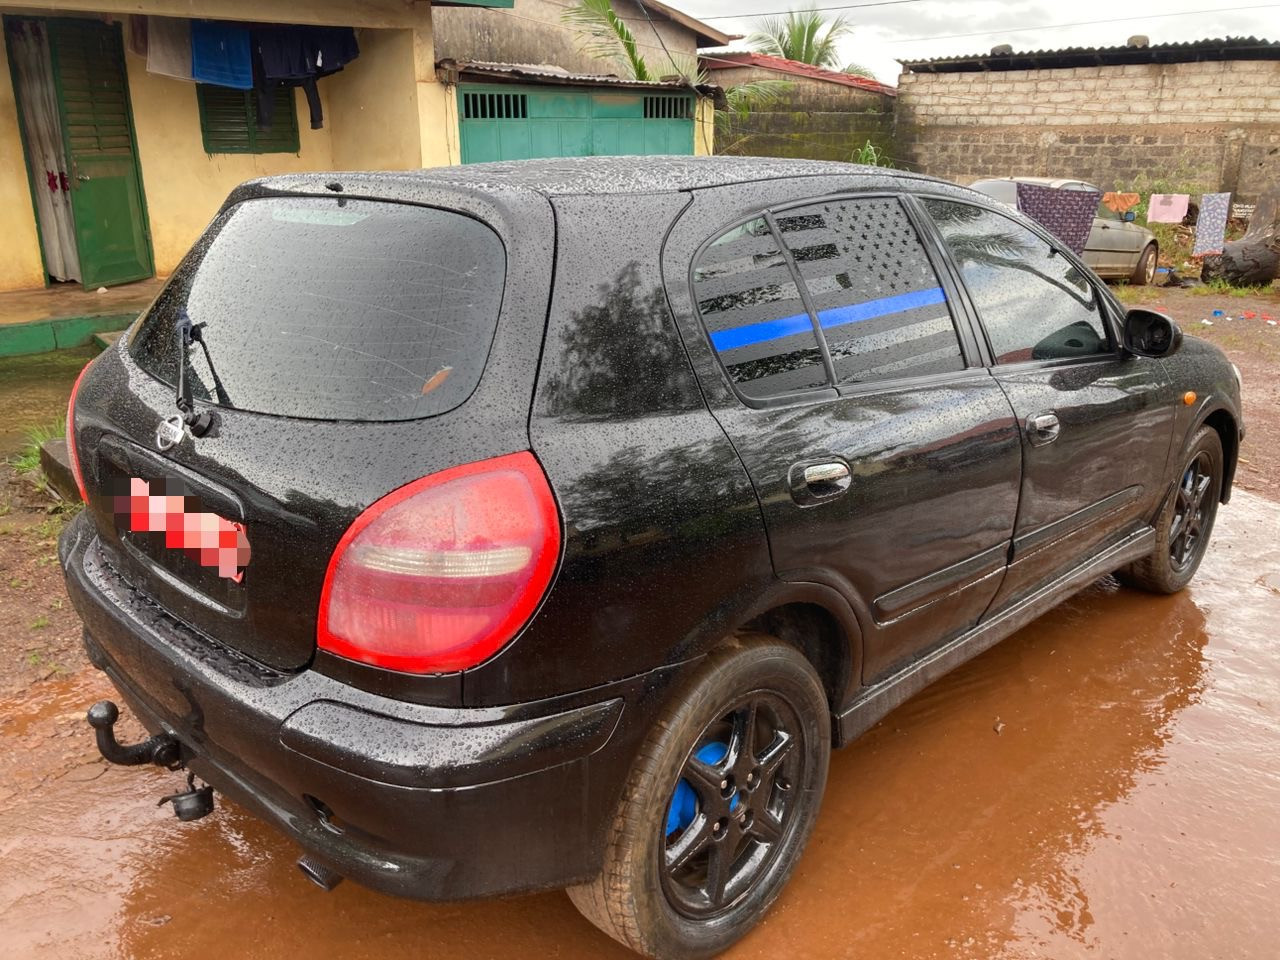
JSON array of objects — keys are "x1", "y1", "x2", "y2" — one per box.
[
  {"x1": 1201, "y1": 407, "x2": 1239, "y2": 503},
  {"x1": 697, "y1": 581, "x2": 864, "y2": 720}
]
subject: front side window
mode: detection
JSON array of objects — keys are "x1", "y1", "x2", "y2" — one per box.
[
  {"x1": 692, "y1": 217, "x2": 828, "y2": 400},
  {"x1": 775, "y1": 197, "x2": 965, "y2": 385},
  {"x1": 922, "y1": 199, "x2": 1111, "y2": 365}
]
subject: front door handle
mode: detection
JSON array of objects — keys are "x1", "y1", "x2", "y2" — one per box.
[
  {"x1": 790, "y1": 460, "x2": 851, "y2": 505},
  {"x1": 1027, "y1": 412, "x2": 1060, "y2": 446}
]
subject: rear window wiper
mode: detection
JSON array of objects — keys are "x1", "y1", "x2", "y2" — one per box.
[{"x1": 174, "y1": 309, "x2": 231, "y2": 437}]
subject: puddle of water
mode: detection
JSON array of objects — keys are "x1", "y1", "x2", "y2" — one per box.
[
  {"x1": 0, "y1": 494, "x2": 1277, "y2": 959},
  {"x1": 0, "y1": 347, "x2": 98, "y2": 458}
]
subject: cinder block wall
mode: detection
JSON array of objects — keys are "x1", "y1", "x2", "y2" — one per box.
[
  {"x1": 714, "y1": 68, "x2": 896, "y2": 162},
  {"x1": 896, "y1": 60, "x2": 1280, "y2": 201}
]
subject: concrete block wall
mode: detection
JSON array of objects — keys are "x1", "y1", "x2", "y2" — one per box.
[
  {"x1": 713, "y1": 68, "x2": 895, "y2": 162},
  {"x1": 896, "y1": 60, "x2": 1280, "y2": 200}
]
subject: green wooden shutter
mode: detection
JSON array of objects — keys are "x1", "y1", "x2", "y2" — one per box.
[{"x1": 196, "y1": 85, "x2": 299, "y2": 155}]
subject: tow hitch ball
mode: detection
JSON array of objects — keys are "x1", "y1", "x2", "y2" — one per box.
[{"x1": 86, "y1": 699, "x2": 215, "y2": 822}]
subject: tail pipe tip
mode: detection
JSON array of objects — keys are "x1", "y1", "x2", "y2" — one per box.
[{"x1": 297, "y1": 855, "x2": 344, "y2": 892}]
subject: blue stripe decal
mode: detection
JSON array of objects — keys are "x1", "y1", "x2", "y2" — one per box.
[
  {"x1": 709, "y1": 286, "x2": 947, "y2": 353},
  {"x1": 708, "y1": 310, "x2": 814, "y2": 351}
]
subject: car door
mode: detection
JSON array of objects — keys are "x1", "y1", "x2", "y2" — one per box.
[
  {"x1": 663, "y1": 186, "x2": 1023, "y2": 684},
  {"x1": 1089, "y1": 199, "x2": 1135, "y2": 276},
  {"x1": 918, "y1": 196, "x2": 1176, "y2": 610}
]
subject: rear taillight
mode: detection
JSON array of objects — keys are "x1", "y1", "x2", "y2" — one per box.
[
  {"x1": 317, "y1": 452, "x2": 561, "y2": 674},
  {"x1": 66, "y1": 361, "x2": 92, "y2": 502}
]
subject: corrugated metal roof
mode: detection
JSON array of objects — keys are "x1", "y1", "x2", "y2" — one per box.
[
  {"x1": 700, "y1": 51, "x2": 897, "y2": 96},
  {"x1": 900, "y1": 35, "x2": 1280, "y2": 73},
  {"x1": 437, "y1": 59, "x2": 721, "y2": 99}
]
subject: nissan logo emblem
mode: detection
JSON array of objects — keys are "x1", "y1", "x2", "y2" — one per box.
[{"x1": 156, "y1": 415, "x2": 186, "y2": 451}]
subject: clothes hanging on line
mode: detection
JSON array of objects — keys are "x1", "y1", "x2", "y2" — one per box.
[
  {"x1": 253, "y1": 25, "x2": 359, "y2": 130},
  {"x1": 1193, "y1": 193, "x2": 1232, "y2": 257},
  {"x1": 191, "y1": 20, "x2": 253, "y2": 90},
  {"x1": 1015, "y1": 182, "x2": 1099, "y2": 256},
  {"x1": 146, "y1": 16, "x2": 192, "y2": 82},
  {"x1": 1147, "y1": 194, "x2": 1191, "y2": 224},
  {"x1": 1102, "y1": 192, "x2": 1140, "y2": 214},
  {"x1": 126, "y1": 15, "x2": 148, "y2": 58}
]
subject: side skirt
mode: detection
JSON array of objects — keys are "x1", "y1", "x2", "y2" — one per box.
[{"x1": 832, "y1": 524, "x2": 1156, "y2": 747}]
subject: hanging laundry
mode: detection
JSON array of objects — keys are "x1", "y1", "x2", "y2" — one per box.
[
  {"x1": 1102, "y1": 192, "x2": 1140, "y2": 214},
  {"x1": 192, "y1": 20, "x2": 253, "y2": 90},
  {"x1": 1015, "y1": 182, "x2": 1099, "y2": 256},
  {"x1": 252, "y1": 25, "x2": 358, "y2": 130},
  {"x1": 1147, "y1": 194, "x2": 1191, "y2": 224},
  {"x1": 146, "y1": 16, "x2": 192, "y2": 82},
  {"x1": 1193, "y1": 192, "x2": 1232, "y2": 257},
  {"x1": 126, "y1": 15, "x2": 147, "y2": 58}
]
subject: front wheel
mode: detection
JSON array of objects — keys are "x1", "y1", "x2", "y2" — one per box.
[
  {"x1": 568, "y1": 640, "x2": 830, "y2": 960},
  {"x1": 1118, "y1": 425, "x2": 1222, "y2": 594},
  {"x1": 1130, "y1": 243, "x2": 1158, "y2": 286}
]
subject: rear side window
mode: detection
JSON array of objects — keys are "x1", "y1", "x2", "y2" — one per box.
[
  {"x1": 130, "y1": 197, "x2": 506, "y2": 421},
  {"x1": 692, "y1": 197, "x2": 965, "y2": 401},
  {"x1": 922, "y1": 199, "x2": 1110, "y2": 364},
  {"x1": 692, "y1": 217, "x2": 828, "y2": 400},
  {"x1": 774, "y1": 198, "x2": 964, "y2": 385}
]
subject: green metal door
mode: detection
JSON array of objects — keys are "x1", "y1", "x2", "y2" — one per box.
[
  {"x1": 459, "y1": 85, "x2": 694, "y2": 164},
  {"x1": 47, "y1": 18, "x2": 153, "y2": 287}
]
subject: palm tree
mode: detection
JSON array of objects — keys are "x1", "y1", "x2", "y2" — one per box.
[
  {"x1": 748, "y1": 7, "x2": 846, "y2": 69},
  {"x1": 562, "y1": 0, "x2": 792, "y2": 133}
]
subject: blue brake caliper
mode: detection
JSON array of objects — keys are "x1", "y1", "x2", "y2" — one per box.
[{"x1": 665, "y1": 741, "x2": 737, "y2": 837}]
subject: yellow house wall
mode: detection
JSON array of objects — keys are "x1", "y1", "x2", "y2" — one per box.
[
  {"x1": 0, "y1": 38, "x2": 46, "y2": 290},
  {"x1": 328, "y1": 28, "x2": 420, "y2": 170},
  {"x1": 695, "y1": 96, "x2": 714, "y2": 156},
  {"x1": 123, "y1": 48, "x2": 337, "y2": 275}
]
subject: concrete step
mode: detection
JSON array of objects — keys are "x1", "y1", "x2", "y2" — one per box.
[
  {"x1": 39, "y1": 438, "x2": 80, "y2": 503},
  {"x1": 92, "y1": 329, "x2": 125, "y2": 350}
]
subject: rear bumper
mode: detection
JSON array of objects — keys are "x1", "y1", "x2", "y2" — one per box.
[{"x1": 60, "y1": 511, "x2": 676, "y2": 900}]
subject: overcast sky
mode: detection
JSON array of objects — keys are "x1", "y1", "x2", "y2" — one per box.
[{"x1": 682, "y1": 0, "x2": 1280, "y2": 84}]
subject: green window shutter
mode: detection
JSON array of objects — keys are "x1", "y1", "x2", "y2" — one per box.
[{"x1": 196, "y1": 85, "x2": 300, "y2": 155}]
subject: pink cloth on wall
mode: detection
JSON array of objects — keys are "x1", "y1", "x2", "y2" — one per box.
[{"x1": 1147, "y1": 194, "x2": 1190, "y2": 223}]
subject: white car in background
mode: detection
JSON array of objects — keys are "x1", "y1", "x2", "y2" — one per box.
[{"x1": 970, "y1": 176, "x2": 1160, "y2": 285}]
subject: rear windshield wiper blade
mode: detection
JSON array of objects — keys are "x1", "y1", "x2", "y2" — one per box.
[{"x1": 174, "y1": 309, "x2": 231, "y2": 437}]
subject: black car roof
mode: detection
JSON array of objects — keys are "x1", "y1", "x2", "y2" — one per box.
[{"x1": 238, "y1": 155, "x2": 956, "y2": 202}]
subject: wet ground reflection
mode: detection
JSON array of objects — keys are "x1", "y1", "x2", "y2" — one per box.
[{"x1": 1, "y1": 493, "x2": 1277, "y2": 959}]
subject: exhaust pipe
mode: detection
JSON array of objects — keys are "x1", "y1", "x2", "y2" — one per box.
[{"x1": 297, "y1": 854, "x2": 344, "y2": 892}]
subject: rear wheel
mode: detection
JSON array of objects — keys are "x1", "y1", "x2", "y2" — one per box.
[
  {"x1": 568, "y1": 640, "x2": 829, "y2": 960},
  {"x1": 1130, "y1": 243, "x2": 1158, "y2": 286},
  {"x1": 1118, "y1": 426, "x2": 1222, "y2": 594}
]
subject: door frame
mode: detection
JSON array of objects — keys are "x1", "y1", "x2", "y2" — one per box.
[{"x1": 3, "y1": 14, "x2": 154, "y2": 287}]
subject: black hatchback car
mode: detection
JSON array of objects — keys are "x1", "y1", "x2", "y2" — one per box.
[{"x1": 61, "y1": 157, "x2": 1242, "y2": 959}]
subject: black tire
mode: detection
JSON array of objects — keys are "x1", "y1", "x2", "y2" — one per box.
[
  {"x1": 1130, "y1": 243, "x2": 1158, "y2": 286},
  {"x1": 567, "y1": 638, "x2": 830, "y2": 960},
  {"x1": 1118, "y1": 426, "x2": 1222, "y2": 594}
]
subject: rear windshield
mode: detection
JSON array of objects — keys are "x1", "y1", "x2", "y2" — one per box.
[{"x1": 130, "y1": 196, "x2": 506, "y2": 421}]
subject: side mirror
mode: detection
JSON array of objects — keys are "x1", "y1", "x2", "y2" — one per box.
[
  {"x1": 1123, "y1": 308, "x2": 1182, "y2": 358},
  {"x1": 1123, "y1": 210, "x2": 1137, "y2": 222}
]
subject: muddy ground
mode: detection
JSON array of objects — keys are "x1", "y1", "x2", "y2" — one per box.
[{"x1": 1, "y1": 287, "x2": 1278, "y2": 958}]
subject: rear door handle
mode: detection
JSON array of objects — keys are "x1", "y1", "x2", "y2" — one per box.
[
  {"x1": 1026, "y1": 412, "x2": 1060, "y2": 446},
  {"x1": 790, "y1": 460, "x2": 851, "y2": 505}
]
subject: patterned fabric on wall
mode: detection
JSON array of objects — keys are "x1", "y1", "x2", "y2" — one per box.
[
  {"x1": 1193, "y1": 192, "x2": 1232, "y2": 256},
  {"x1": 1147, "y1": 194, "x2": 1191, "y2": 223},
  {"x1": 1015, "y1": 182, "x2": 1100, "y2": 256}
]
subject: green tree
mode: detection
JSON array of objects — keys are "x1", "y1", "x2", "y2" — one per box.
[
  {"x1": 748, "y1": 6, "x2": 873, "y2": 76},
  {"x1": 562, "y1": 0, "x2": 792, "y2": 135}
]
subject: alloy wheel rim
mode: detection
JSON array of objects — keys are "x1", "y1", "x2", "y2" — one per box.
[
  {"x1": 1145, "y1": 252, "x2": 1157, "y2": 284},
  {"x1": 659, "y1": 693, "x2": 804, "y2": 919},
  {"x1": 1170, "y1": 451, "x2": 1212, "y2": 571}
]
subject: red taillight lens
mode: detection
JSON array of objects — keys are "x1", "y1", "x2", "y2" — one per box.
[
  {"x1": 317, "y1": 452, "x2": 561, "y2": 674},
  {"x1": 66, "y1": 361, "x2": 92, "y2": 502}
]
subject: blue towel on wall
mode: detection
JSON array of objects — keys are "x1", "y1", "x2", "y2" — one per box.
[{"x1": 191, "y1": 20, "x2": 252, "y2": 89}]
